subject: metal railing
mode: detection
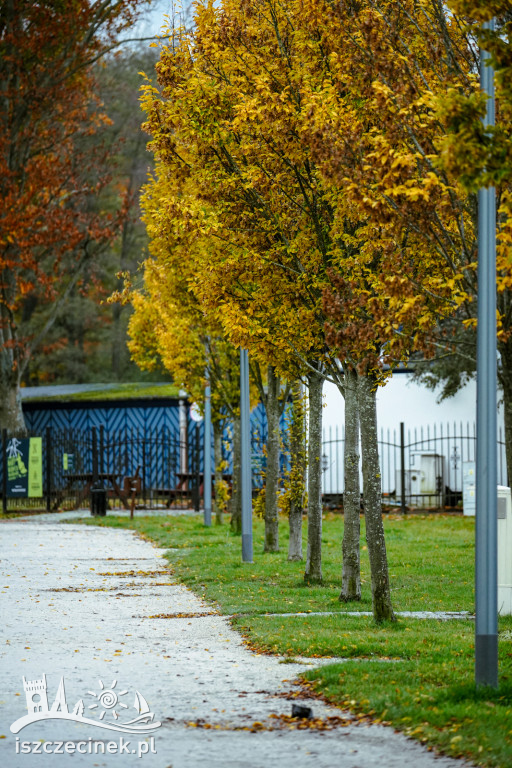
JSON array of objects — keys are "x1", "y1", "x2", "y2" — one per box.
[
  {"x1": 1, "y1": 426, "x2": 196, "y2": 513},
  {"x1": 321, "y1": 420, "x2": 508, "y2": 510}
]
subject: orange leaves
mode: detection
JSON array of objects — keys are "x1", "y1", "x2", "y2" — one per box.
[
  {"x1": 186, "y1": 713, "x2": 354, "y2": 732},
  {"x1": 294, "y1": 0, "x2": 494, "y2": 369},
  {"x1": 0, "y1": 1, "x2": 147, "y2": 401}
]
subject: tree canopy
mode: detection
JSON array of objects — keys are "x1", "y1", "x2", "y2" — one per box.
[{"x1": 0, "y1": 0, "x2": 152, "y2": 431}]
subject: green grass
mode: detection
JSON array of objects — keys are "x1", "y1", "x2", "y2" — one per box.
[
  {"x1": 77, "y1": 511, "x2": 512, "y2": 766},
  {"x1": 79, "y1": 513, "x2": 474, "y2": 613},
  {"x1": 303, "y1": 643, "x2": 512, "y2": 766},
  {"x1": 21, "y1": 382, "x2": 180, "y2": 402}
]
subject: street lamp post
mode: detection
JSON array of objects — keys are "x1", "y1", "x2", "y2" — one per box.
[
  {"x1": 240, "y1": 348, "x2": 253, "y2": 562},
  {"x1": 475, "y1": 17, "x2": 498, "y2": 689},
  {"x1": 203, "y1": 372, "x2": 212, "y2": 527}
]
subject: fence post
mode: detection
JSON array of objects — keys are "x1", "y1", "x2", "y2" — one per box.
[
  {"x1": 92, "y1": 426, "x2": 98, "y2": 484},
  {"x1": 142, "y1": 434, "x2": 146, "y2": 506},
  {"x1": 400, "y1": 422, "x2": 407, "y2": 515},
  {"x1": 45, "y1": 427, "x2": 52, "y2": 512},
  {"x1": 179, "y1": 395, "x2": 188, "y2": 475},
  {"x1": 99, "y1": 424, "x2": 104, "y2": 478},
  {"x1": 2, "y1": 428, "x2": 7, "y2": 514}
]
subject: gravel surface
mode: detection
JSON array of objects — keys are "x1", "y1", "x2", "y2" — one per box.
[{"x1": 0, "y1": 512, "x2": 472, "y2": 767}]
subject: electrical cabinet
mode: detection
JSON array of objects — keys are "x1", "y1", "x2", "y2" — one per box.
[
  {"x1": 498, "y1": 485, "x2": 512, "y2": 616},
  {"x1": 462, "y1": 461, "x2": 476, "y2": 516},
  {"x1": 408, "y1": 452, "x2": 445, "y2": 508}
]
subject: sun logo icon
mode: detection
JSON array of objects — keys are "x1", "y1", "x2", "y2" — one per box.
[{"x1": 87, "y1": 679, "x2": 128, "y2": 721}]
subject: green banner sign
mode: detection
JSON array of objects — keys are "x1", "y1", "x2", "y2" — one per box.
[
  {"x1": 6, "y1": 437, "x2": 43, "y2": 498},
  {"x1": 63, "y1": 453, "x2": 75, "y2": 473},
  {"x1": 28, "y1": 437, "x2": 43, "y2": 497}
]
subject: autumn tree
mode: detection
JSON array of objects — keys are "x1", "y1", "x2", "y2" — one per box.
[
  {"x1": 0, "y1": 0, "x2": 151, "y2": 431},
  {"x1": 299, "y1": 0, "x2": 512, "y2": 486},
  {"x1": 102, "y1": 46, "x2": 162, "y2": 381},
  {"x1": 122, "y1": 166, "x2": 247, "y2": 528},
  {"x1": 127, "y1": 266, "x2": 242, "y2": 525},
  {"x1": 431, "y1": 2, "x2": 512, "y2": 477},
  {"x1": 140, "y1": 0, "x2": 399, "y2": 620},
  {"x1": 140, "y1": 3, "x2": 338, "y2": 572}
]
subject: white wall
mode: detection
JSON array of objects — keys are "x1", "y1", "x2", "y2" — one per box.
[
  {"x1": 322, "y1": 373, "x2": 480, "y2": 437},
  {"x1": 321, "y1": 372, "x2": 508, "y2": 495}
]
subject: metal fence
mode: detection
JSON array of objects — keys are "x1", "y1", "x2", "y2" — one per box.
[
  {"x1": 1, "y1": 425, "x2": 201, "y2": 513},
  {"x1": 321, "y1": 420, "x2": 508, "y2": 510},
  {"x1": 1, "y1": 420, "x2": 266, "y2": 513},
  {"x1": 5, "y1": 418, "x2": 501, "y2": 513}
]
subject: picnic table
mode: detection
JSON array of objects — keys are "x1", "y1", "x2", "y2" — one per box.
[
  {"x1": 153, "y1": 472, "x2": 232, "y2": 509},
  {"x1": 176, "y1": 471, "x2": 232, "y2": 493},
  {"x1": 64, "y1": 472, "x2": 130, "y2": 510}
]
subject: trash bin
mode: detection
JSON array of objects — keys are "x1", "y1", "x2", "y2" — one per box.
[{"x1": 90, "y1": 486, "x2": 107, "y2": 517}]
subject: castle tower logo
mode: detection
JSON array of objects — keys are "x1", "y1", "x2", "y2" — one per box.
[
  {"x1": 23, "y1": 675, "x2": 48, "y2": 714},
  {"x1": 11, "y1": 675, "x2": 161, "y2": 735}
]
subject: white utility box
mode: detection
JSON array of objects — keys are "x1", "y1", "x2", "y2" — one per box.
[
  {"x1": 462, "y1": 461, "x2": 476, "y2": 516},
  {"x1": 498, "y1": 485, "x2": 512, "y2": 616},
  {"x1": 408, "y1": 451, "x2": 445, "y2": 507}
]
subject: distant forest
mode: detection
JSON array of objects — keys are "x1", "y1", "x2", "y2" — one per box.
[{"x1": 23, "y1": 47, "x2": 166, "y2": 386}]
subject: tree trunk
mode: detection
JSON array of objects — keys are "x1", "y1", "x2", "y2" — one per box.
[
  {"x1": 340, "y1": 366, "x2": 361, "y2": 601},
  {"x1": 499, "y1": 338, "x2": 512, "y2": 487},
  {"x1": 0, "y1": 294, "x2": 27, "y2": 435},
  {"x1": 230, "y1": 414, "x2": 242, "y2": 534},
  {"x1": 0, "y1": 373, "x2": 26, "y2": 435},
  {"x1": 304, "y1": 369, "x2": 323, "y2": 584},
  {"x1": 358, "y1": 372, "x2": 395, "y2": 622},
  {"x1": 213, "y1": 420, "x2": 223, "y2": 525},
  {"x1": 264, "y1": 365, "x2": 280, "y2": 552},
  {"x1": 502, "y1": 378, "x2": 512, "y2": 489},
  {"x1": 288, "y1": 379, "x2": 306, "y2": 561}
]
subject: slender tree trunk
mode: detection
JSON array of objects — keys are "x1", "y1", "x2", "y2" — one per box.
[
  {"x1": 0, "y1": 373, "x2": 26, "y2": 435},
  {"x1": 305, "y1": 369, "x2": 323, "y2": 584},
  {"x1": 499, "y1": 339, "x2": 512, "y2": 487},
  {"x1": 288, "y1": 379, "x2": 306, "y2": 561},
  {"x1": 0, "y1": 295, "x2": 26, "y2": 434},
  {"x1": 264, "y1": 365, "x2": 280, "y2": 552},
  {"x1": 502, "y1": 379, "x2": 512, "y2": 489},
  {"x1": 340, "y1": 366, "x2": 361, "y2": 601},
  {"x1": 230, "y1": 414, "x2": 242, "y2": 534},
  {"x1": 213, "y1": 420, "x2": 223, "y2": 524},
  {"x1": 358, "y1": 373, "x2": 395, "y2": 622}
]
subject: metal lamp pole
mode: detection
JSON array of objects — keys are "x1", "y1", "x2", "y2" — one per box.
[
  {"x1": 475, "y1": 17, "x2": 498, "y2": 688},
  {"x1": 203, "y1": 372, "x2": 212, "y2": 527},
  {"x1": 240, "y1": 348, "x2": 253, "y2": 562}
]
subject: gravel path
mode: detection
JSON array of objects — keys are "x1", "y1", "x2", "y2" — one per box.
[{"x1": 0, "y1": 512, "x2": 472, "y2": 767}]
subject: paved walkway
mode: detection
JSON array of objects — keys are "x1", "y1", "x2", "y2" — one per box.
[{"x1": 0, "y1": 512, "x2": 472, "y2": 767}]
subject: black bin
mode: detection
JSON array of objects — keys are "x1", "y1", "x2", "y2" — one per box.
[{"x1": 90, "y1": 486, "x2": 107, "y2": 516}]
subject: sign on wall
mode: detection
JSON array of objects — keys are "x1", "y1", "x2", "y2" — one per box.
[
  {"x1": 6, "y1": 437, "x2": 43, "y2": 498},
  {"x1": 63, "y1": 453, "x2": 75, "y2": 473}
]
